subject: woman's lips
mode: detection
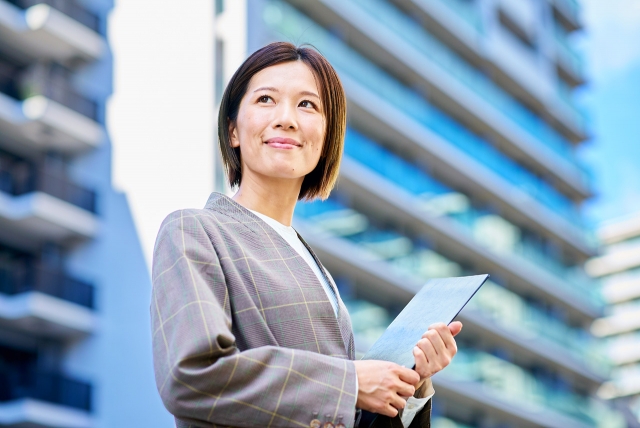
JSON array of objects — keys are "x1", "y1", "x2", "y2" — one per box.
[{"x1": 265, "y1": 137, "x2": 301, "y2": 149}]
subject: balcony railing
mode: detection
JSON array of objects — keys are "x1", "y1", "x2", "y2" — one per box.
[
  {"x1": 445, "y1": 348, "x2": 624, "y2": 426},
  {"x1": 19, "y1": 62, "x2": 99, "y2": 121},
  {"x1": 296, "y1": 200, "x2": 603, "y2": 368},
  {"x1": 266, "y1": 2, "x2": 587, "y2": 226},
  {"x1": 553, "y1": 23, "x2": 584, "y2": 78},
  {"x1": 0, "y1": 58, "x2": 99, "y2": 121},
  {"x1": 0, "y1": 262, "x2": 94, "y2": 308},
  {"x1": 0, "y1": 369, "x2": 92, "y2": 411},
  {"x1": 0, "y1": 154, "x2": 97, "y2": 213},
  {"x1": 6, "y1": 0, "x2": 101, "y2": 33},
  {"x1": 553, "y1": 0, "x2": 580, "y2": 24}
]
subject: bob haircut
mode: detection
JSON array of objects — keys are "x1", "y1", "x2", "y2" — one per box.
[{"x1": 217, "y1": 41, "x2": 347, "y2": 201}]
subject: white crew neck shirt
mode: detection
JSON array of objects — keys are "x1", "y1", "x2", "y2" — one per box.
[{"x1": 248, "y1": 208, "x2": 432, "y2": 427}]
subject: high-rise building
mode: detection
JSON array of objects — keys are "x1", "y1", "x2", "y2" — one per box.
[
  {"x1": 214, "y1": 0, "x2": 625, "y2": 426},
  {"x1": 588, "y1": 213, "x2": 640, "y2": 426},
  {"x1": 0, "y1": 0, "x2": 171, "y2": 426}
]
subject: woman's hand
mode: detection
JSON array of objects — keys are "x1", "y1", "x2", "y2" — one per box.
[
  {"x1": 353, "y1": 360, "x2": 420, "y2": 417},
  {"x1": 412, "y1": 321, "x2": 462, "y2": 389}
]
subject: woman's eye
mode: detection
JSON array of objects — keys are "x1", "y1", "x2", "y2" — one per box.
[
  {"x1": 300, "y1": 100, "x2": 316, "y2": 109},
  {"x1": 258, "y1": 95, "x2": 272, "y2": 103}
]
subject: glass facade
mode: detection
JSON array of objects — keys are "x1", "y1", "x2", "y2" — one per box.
[{"x1": 221, "y1": 0, "x2": 624, "y2": 425}]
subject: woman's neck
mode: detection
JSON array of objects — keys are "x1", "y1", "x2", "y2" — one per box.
[{"x1": 231, "y1": 173, "x2": 301, "y2": 226}]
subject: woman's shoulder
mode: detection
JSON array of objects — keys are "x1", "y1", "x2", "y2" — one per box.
[
  {"x1": 156, "y1": 192, "x2": 263, "y2": 242},
  {"x1": 157, "y1": 193, "x2": 236, "y2": 229}
]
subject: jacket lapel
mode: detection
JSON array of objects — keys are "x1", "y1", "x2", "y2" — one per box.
[
  {"x1": 295, "y1": 231, "x2": 355, "y2": 360},
  {"x1": 205, "y1": 192, "x2": 354, "y2": 359}
]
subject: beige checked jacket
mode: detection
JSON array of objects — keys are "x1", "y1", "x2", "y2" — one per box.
[{"x1": 150, "y1": 192, "x2": 432, "y2": 428}]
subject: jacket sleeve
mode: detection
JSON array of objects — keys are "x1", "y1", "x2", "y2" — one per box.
[{"x1": 150, "y1": 210, "x2": 358, "y2": 428}]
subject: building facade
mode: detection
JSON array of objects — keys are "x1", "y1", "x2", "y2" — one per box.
[
  {"x1": 588, "y1": 213, "x2": 640, "y2": 426},
  {"x1": 0, "y1": 0, "x2": 172, "y2": 426},
  {"x1": 214, "y1": 0, "x2": 625, "y2": 426}
]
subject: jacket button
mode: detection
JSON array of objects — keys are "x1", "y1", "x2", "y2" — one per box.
[
  {"x1": 322, "y1": 414, "x2": 334, "y2": 428},
  {"x1": 310, "y1": 411, "x2": 322, "y2": 428}
]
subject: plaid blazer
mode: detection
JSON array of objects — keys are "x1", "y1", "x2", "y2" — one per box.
[{"x1": 150, "y1": 192, "x2": 432, "y2": 428}]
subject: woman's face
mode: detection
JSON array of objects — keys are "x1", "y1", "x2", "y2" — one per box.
[{"x1": 229, "y1": 61, "x2": 326, "y2": 185}]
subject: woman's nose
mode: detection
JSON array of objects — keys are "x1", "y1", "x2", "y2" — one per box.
[{"x1": 273, "y1": 102, "x2": 298, "y2": 130}]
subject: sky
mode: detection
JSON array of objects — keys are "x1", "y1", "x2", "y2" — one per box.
[
  {"x1": 108, "y1": 0, "x2": 215, "y2": 267},
  {"x1": 580, "y1": 0, "x2": 640, "y2": 227},
  {"x1": 107, "y1": 1, "x2": 640, "y2": 265}
]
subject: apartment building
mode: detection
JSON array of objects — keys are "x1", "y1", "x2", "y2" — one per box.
[
  {"x1": 214, "y1": 0, "x2": 625, "y2": 426},
  {"x1": 589, "y1": 213, "x2": 640, "y2": 426},
  {"x1": 0, "y1": 0, "x2": 171, "y2": 426}
]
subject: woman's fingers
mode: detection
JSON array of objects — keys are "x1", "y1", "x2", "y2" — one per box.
[
  {"x1": 425, "y1": 328, "x2": 447, "y2": 356},
  {"x1": 395, "y1": 376, "x2": 416, "y2": 397},
  {"x1": 396, "y1": 365, "x2": 420, "y2": 386},
  {"x1": 382, "y1": 403, "x2": 399, "y2": 418},
  {"x1": 353, "y1": 360, "x2": 421, "y2": 416},
  {"x1": 389, "y1": 393, "x2": 407, "y2": 414},
  {"x1": 413, "y1": 345, "x2": 430, "y2": 380},
  {"x1": 413, "y1": 322, "x2": 461, "y2": 379},
  {"x1": 425, "y1": 323, "x2": 459, "y2": 353},
  {"x1": 449, "y1": 321, "x2": 463, "y2": 337}
]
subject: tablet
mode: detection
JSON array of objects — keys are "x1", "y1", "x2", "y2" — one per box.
[{"x1": 362, "y1": 274, "x2": 489, "y2": 368}]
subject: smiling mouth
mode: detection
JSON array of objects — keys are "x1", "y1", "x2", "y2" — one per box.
[{"x1": 264, "y1": 138, "x2": 301, "y2": 149}]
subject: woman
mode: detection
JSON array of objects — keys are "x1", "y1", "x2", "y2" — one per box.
[{"x1": 150, "y1": 41, "x2": 462, "y2": 428}]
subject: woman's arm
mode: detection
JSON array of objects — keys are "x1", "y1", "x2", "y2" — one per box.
[{"x1": 151, "y1": 210, "x2": 358, "y2": 427}]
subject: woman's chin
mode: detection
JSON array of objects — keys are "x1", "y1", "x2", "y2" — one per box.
[{"x1": 250, "y1": 160, "x2": 315, "y2": 181}]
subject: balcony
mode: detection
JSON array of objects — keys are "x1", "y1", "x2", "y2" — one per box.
[
  {"x1": 0, "y1": 262, "x2": 95, "y2": 337},
  {"x1": 550, "y1": 0, "x2": 581, "y2": 32},
  {"x1": 0, "y1": 373, "x2": 92, "y2": 427},
  {"x1": 553, "y1": 23, "x2": 585, "y2": 86},
  {"x1": 606, "y1": 363, "x2": 640, "y2": 398},
  {"x1": 605, "y1": 333, "x2": 640, "y2": 366},
  {"x1": 0, "y1": 57, "x2": 103, "y2": 153},
  {"x1": 0, "y1": 151, "x2": 97, "y2": 213},
  {"x1": 0, "y1": 0, "x2": 104, "y2": 63},
  {"x1": 0, "y1": 260, "x2": 94, "y2": 308},
  {"x1": 280, "y1": 0, "x2": 591, "y2": 193},
  {"x1": 0, "y1": 150, "x2": 97, "y2": 242}
]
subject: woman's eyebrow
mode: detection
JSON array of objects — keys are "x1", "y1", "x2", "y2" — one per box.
[
  {"x1": 253, "y1": 86, "x2": 278, "y2": 93},
  {"x1": 300, "y1": 91, "x2": 320, "y2": 99}
]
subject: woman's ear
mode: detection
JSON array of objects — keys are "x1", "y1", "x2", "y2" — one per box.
[{"x1": 228, "y1": 119, "x2": 240, "y2": 148}]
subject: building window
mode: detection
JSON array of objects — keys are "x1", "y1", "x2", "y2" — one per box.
[
  {"x1": 215, "y1": 38, "x2": 224, "y2": 105},
  {"x1": 215, "y1": 0, "x2": 224, "y2": 16}
]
